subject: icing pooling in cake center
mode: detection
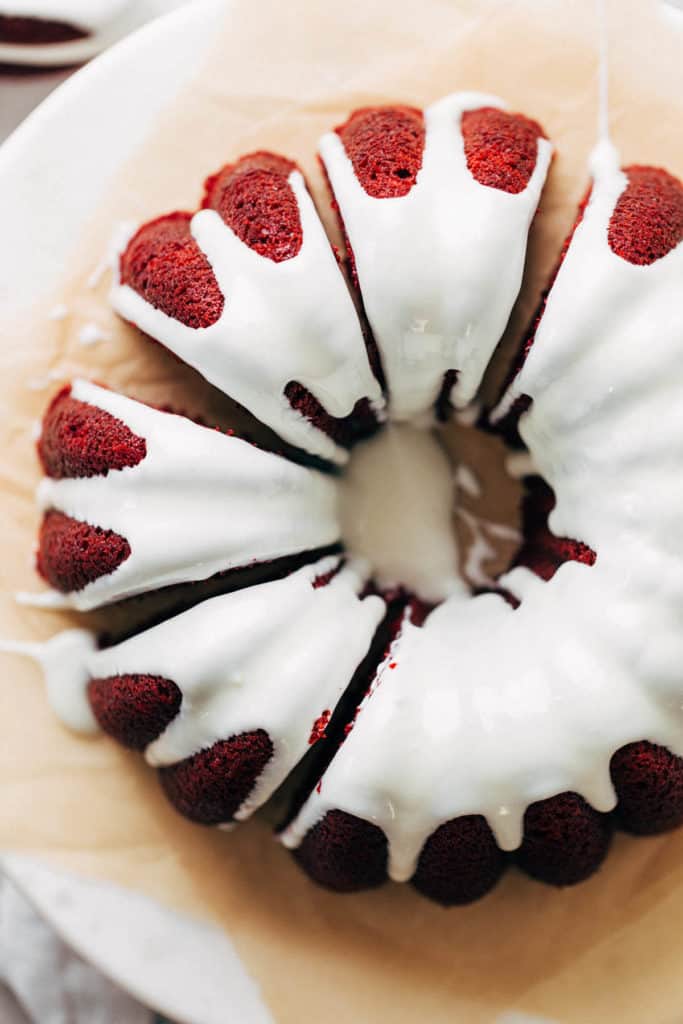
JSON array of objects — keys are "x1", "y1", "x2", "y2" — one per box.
[{"x1": 339, "y1": 424, "x2": 464, "y2": 603}]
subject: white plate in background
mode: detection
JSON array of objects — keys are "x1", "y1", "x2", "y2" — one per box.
[{"x1": 0, "y1": 0, "x2": 192, "y2": 68}]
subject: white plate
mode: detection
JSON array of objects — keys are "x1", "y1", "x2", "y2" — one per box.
[
  {"x1": 0, "y1": 3, "x2": 274, "y2": 1019},
  {"x1": 0, "y1": 0, "x2": 191, "y2": 67}
]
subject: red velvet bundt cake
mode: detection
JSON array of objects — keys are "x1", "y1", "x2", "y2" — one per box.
[{"x1": 10, "y1": 93, "x2": 683, "y2": 907}]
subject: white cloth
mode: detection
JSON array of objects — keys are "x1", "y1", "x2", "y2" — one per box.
[{"x1": 0, "y1": 871, "x2": 155, "y2": 1024}]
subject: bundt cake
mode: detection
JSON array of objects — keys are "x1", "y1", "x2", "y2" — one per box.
[
  {"x1": 33, "y1": 379, "x2": 339, "y2": 609},
  {"x1": 8, "y1": 92, "x2": 683, "y2": 907}
]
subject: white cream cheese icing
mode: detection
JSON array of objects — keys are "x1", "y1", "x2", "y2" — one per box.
[
  {"x1": 319, "y1": 92, "x2": 553, "y2": 422},
  {"x1": 283, "y1": 147, "x2": 683, "y2": 878},
  {"x1": 110, "y1": 171, "x2": 384, "y2": 466},
  {"x1": 6, "y1": 557, "x2": 385, "y2": 821},
  {"x1": 30, "y1": 379, "x2": 340, "y2": 610}
]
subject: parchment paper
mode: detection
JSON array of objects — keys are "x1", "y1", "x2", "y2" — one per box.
[{"x1": 1, "y1": 1, "x2": 682, "y2": 1021}]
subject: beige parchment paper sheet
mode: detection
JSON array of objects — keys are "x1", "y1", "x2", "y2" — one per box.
[{"x1": 1, "y1": 1, "x2": 683, "y2": 1020}]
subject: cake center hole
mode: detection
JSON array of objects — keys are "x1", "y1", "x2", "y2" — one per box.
[{"x1": 339, "y1": 420, "x2": 523, "y2": 603}]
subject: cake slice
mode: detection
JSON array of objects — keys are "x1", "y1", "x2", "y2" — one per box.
[
  {"x1": 112, "y1": 152, "x2": 384, "y2": 465},
  {"x1": 31, "y1": 557, "x2": 385, "y2": 825},
  {"x1": 33, "y1": 380, "x2": 340, "y2": 610},
  {"x1": 320, "y1": 92, "x2": 553, "y2": 421}
]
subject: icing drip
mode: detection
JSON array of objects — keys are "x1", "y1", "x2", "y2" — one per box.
[
  {"x1": 284, "y1": 149, "x2": 683, "y2": 877},
  {"x1": 30, "y1": 380, "x2": 340, "y2": 610},
  {"x1": 0, "y1": 631, "x2": 97, "y2": 733},
  {"x1": 0, "y1": 0, "x2": 132, "y2": 31},
  {"x1": 9, "y1": 559, "x2": 385, "y2": 820},
  {"x1": 111, "y1": 172, "x2": 383, "y2": 466},
  {"x1": 339, "y1": 424, "x2": 463, "y2": 603},
  {"x1": 320, "y1": 93, "x2": 553, "y2": 421}
]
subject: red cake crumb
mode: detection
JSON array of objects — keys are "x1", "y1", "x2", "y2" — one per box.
[
  {"x1": 608, "y1": 166, "x2": 683, "y2": 265},
  {"x1": 516, "y1": 792, "x2": 612, "y2": 886},
  {"x1": 336, "y1": 106, "x2": 425, "y2": 199},
  {"x1": 203, "y1": 152, "x2": 303, "y2": 262},
  {"x1": 0, "y1": 15, "x2": 87, "y2": 44},
  {"x1": 611, "y1": 740, "x2": 683, "y2": 834},
  {"x1": 311, "y1": 564, "x2": 341, "y2": 589},
  {"x1": 294, "y1": 809, "x2": 388, "y2": 892},
  {"x1": 37, "y1": 510, "x2": 131, "y2": 593},
  {"x1": 462, "y1": 107, "x2": 546, "y2": 194},
  {"x1": 158, "y1": 731, "x2": 273, "y2": 824},
  {"x1": 88, "y1": 674, "x2": 182, "y2": 751},
  {"x1": 38, "y1": 387, "x2": 146, "y2": 479},
  {"x1": 120, "y1": 212, "x2": 224, "y2": 329},
  {"x1": 514, "y1": 478, "x2": 596, "y2": 580},
  {"x1": 284, "y1": 382, "x2": 379, "y2": 450},
  {"x1": 308, "y1": 709, "x2": 332, "y2": 745},
  {"x1": 412, "y1": 815, "x2": 507, "y2": 906}
]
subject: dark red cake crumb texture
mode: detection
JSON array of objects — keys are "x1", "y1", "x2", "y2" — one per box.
[
  {"x1": 294, "y1": 809, "x2": 388, "y2": 892},
  {"x1": 37, "y1": 509, "x2": 131, "y2": 594},
  {"x1": 611, "y1": 740, "x2": 683, "y2": 834},
  {"x1": 412, "y1": 815, "x2": 506, "y2": 906},
  {"x1": 608, "y1": 166, "x2": 683, "y2": 265},
  {"x1": 202, "y1": 151, "x2": 303, "y2": 261},
  {"x1": 513, "y1": 477, "x2": 596, "y2": 581},
  {"x1": 88, "y1": 674, "x2": 182, "y2": 751},
  {"x1": 310, "y1": 564, "x2": 341, "y2": 589},
  {"x1": 284, "y1": 382, "x2": 379, "y2": 451},
  {"x1": 308, "y1": 709, "x2": 331, "y2": 745},
  {"x1": 516, "y1": 792, "x2": 612, "y2": 886},
  {"x1": 158, "y1": 730, "x2": 274, "y2": 825},
  {"x1": 336, "y1": 105, "x2": 425, "y2": 199},
  {"x1": 0, "y1": 15, "x2": 87, "y2": 44},
  {"x1": 461, "y1": 107, "x2": 545, "y2": 194},
  {"x1": 120, "y1": 212, "x2": 224, "y2": 329},
  {"x1": 38, "y1": 387, "x2": 147, "y2": 479}
]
